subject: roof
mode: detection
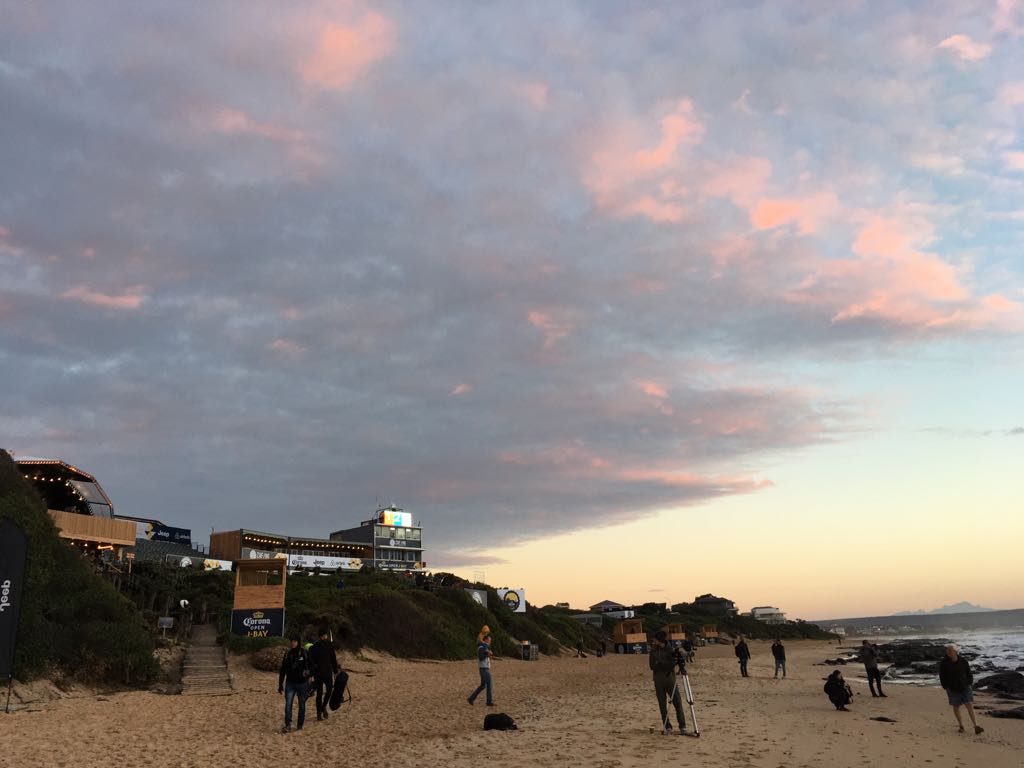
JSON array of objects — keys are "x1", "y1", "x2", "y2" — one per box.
[
  {"x1": 589, "y1": 599, "x2": 626, "y2": 610},
  {"x1": 16, "y1": 456, "x2": 115, "y2": 514}
]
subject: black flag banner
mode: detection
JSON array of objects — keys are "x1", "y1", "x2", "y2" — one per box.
[{"x1": 0, "y1": 518, "x2": 28, "y2": 685}]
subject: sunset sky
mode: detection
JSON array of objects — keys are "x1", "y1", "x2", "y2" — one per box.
[{"x1": 2, "y1": 2, "x2": 1022, "y2": 619}]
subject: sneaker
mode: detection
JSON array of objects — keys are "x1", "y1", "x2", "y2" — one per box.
[
  {"x1": 316, "y1": 714, "x2": 323, "y2": 722},
  {"x1": 282, "y1": 726, "x2": 291, "y2": 733},
  {"x1": 323, "y1": 710, "x2": 329, "y2": 720},
  {"x1": 958, "y1": 726, "x2": 966, "y2": 733},
  {"x1": 879, "y1": 693, "x2": 888, "y2": 698},
  {"x1": 467, "y1": 696, "x2": 474, "y2": 705},
  {"x1": 974, "y1": 726, "x2": 984, "y2": 735},
  {"x1": 485, "y1": 702, "x2": 496, "y2": 707}
]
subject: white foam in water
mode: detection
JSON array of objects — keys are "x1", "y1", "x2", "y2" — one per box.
[{"x1": 862, "y1": 629, "x2": 1024, "y2": 687}]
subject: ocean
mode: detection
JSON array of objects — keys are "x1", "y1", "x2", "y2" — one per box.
[{"x1": 855, "y1": 629, "x2": 1024, "y2": 686}]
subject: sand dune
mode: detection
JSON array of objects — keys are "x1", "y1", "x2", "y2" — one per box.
[{"x1": 2, "y1": 640, "x2": 1020, "y2": 768}]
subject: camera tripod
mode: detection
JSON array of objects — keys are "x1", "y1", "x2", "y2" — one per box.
[{"x1": 663, "y1": 659, "x2": 700, "y2": 737}]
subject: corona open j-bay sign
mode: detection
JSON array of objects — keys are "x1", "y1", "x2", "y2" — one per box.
[
  {"x1": 1, "y1": 519, "x2": 29, "y2": 692},
  {"x1": 231, "y1": 608, "x2": 285, "y2": 638}
]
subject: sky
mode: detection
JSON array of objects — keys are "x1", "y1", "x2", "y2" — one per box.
[{"x1": 1, "y1": 1, "x2": 1022, "y2": 620}]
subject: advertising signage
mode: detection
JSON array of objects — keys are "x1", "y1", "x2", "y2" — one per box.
[
  {"x1": 497, "y1": 588, "x2": 527, "y2": 613},
  {"x1": 146, "y1": 523, "x2": 192, "y2": 545},
  {"x1": 231, "y1": 608, "x2": 285, "y2": 638},
  {"x1": 378, "y1": 509, "x2": 412, "y2": 528},
  {"x1": 287, "y1": 553, "x2": 363, "y2": 571}
]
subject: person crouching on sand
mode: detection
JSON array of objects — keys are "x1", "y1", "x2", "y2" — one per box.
[
  {"x1": 939, "y1": 644, "x2": 984, "y2": 735},
  {"x1": 650, "y1": 630, "x2": 688, "y2": 735},
  {"x1": 824, "y1": 670, "x2": 853, "y2": 711},
  {"x1": 467, "y1": 632, "x2": 494, "y2": 706}
]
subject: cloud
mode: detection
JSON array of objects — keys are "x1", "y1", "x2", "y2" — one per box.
[
  {"x1": 936, "y1": 35, "x2": 992, "y2": 62},
  {"x1": 450, "y1": 382, "x2": 472, "y2": 396},
  {"x1": 299, "y1": 12, "x2": 397, "y2": 92},
  {"x1": 60, "y1": 285, "x2": 148, "y2": 310},
  {"x1": 584, "y1": 99, "x2": 703, "y2": 222},
  {"x1": 750, "y1": 191, "x2": 841, "y2": 235},
  {"x1": 1004, "y1": 151, "x2": 1024, "y2": 171}
]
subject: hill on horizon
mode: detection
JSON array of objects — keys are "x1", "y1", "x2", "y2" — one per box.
[{"x1": 894, "y1": 601, "x2": 995, "y2": 616}]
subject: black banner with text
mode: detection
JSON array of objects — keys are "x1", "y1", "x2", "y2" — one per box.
[
  {"x1": 231, "y1": 608, "x2": 285, "y2": 638},
  {"x1": 0, "y1": 519, "x2": 28, "y2": 680}
]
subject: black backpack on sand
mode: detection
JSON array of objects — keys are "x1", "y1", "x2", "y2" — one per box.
[{"x1": 483, "y1": 712, "x2": 518, "y2": 731}]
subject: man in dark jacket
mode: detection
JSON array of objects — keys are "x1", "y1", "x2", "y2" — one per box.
[
  {"x1": 278, "y1": 634, "x2": 312, "y2": 733},
  {"x1": 735, "y1": 636, "x2": 751, "y2": 677},
  {"x1": 939, "y1": 644, "x2": 983, "y2": 735},
  {"x1": 309, "y1": 628, "x2": 340, "y2": 722},
  {"x1": 771, "y1": 639, "x2": 786, "y2": 678},
  {"x1": 859, "y1": 640, "x2": 887, "y2": 697},
  {"x1": 650, "y1": 630, "x2": 688, "y2": 734}
]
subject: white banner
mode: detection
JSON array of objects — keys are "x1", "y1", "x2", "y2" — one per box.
[
  {"x1": 287, "y1": 553, "x2": 363, "y2": 571},
  {"x1": 496, "y1": 588, "x2": 526, "y2": 613}
]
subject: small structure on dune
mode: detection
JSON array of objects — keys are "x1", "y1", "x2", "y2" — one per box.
[{"x1": 230, "y1": 558, "x2": 287, "y2": 638}]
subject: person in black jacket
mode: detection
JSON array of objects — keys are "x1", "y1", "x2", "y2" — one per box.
[
  {"x1": 824, "y1": 670, "x2": 852, "y2": 710},
  {"x1": 278, "y1": 634, "x2": 312, "y2": 733},
  {"x1": 939, "y1": 644, "x2": 984, "y2": 735},
  {"x1": 735, "y1": 636, "x2": 751, "y2": 677},
  {"x1": 309, "y1": 628, "x2": 340, "y2": 722},
  {"x1": 649, "y1": 630, "x2": 688, "y2": 734},
  {"x1": 771, "y1": 639, "x2": 786, "y2": 678}
]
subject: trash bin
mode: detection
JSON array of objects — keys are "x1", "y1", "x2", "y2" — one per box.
[{"x1": 521, "y1": 642, "x2": 539, "y2": 661}]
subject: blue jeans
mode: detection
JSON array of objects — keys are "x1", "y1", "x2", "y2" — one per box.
[
  {"x1": 739, "y1": 657, "x2": 749, "y2": 676},
  {"x1": 469, "y1": 668, "x2": 493, "y2": 705},
  {"x1": 284, "y1": 681, "x2": 309, "y2": 728},
  {"x1": 774, "y1": 659, "x2": 786, "y2": 677}
]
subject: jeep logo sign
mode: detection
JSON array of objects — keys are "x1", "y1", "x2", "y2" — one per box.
[{"x1": 0, "y1": 519, "x2": 29, "y2": 683}]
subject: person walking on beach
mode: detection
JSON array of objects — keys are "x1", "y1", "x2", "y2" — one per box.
[
  {"x1": 650, "y1": 630, "x2": 688, "y2": 735},
  {"x1": 309, "y1": 628, "x2": 340, "y2": 722},
  {"x1": 939, "y1": 644, "x2": 984, "y2": 735},
  {"x1": 278, "y1": 634, "x2": 312, "y2": 733},
  {"x1": 683, "y1": 637, "x2": 695, "y2": 662},
  {"x1": 575, "y1": 639, "x2": 588, "y2": 658},
  {"x1": 859, "y1": 639, "x2": 887, "y2": 697},
  {"x1": 824, "y1": 670, "x2": 853, "y2": 711},
  {"x1": 771, "y1": 639, "x2": 786, "y2": 678},
  {"x1": 467, "y1": 631, "x2": 494, "y2": 706},
  {"x1": 735, "y1": 636, "x2": 751, "y2": 677}
]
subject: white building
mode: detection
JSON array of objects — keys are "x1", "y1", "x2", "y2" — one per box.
[{"x1": 750, "y1": 606, "x2": 787, "y2": 624}]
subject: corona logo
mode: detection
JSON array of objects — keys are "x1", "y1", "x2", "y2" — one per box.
[{"x1": 252, "y1": 611, "x2": 265, "y2": 619}]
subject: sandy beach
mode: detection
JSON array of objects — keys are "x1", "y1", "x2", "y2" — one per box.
[{"x1": 2, "y1": 640, "x2": 1021, "y2": 768}]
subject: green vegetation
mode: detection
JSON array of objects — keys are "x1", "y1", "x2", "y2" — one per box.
[
  {"x1": 273, "y1": 571, "x2": 604, "y2": 659},
  {"x1": 0, "y1": 450, "x2": 158, "y2": 686},
  {"x1": 623, "y1": 602, "x2": 836, "y2": 641}
]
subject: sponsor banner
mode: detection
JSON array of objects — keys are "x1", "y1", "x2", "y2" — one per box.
[
  {"x1": 375, "y1": 559, "x2": 425, "y2": 571},
  {"x1": 145, "y1": 523, "x2": 192, "y2": 545},
  {"x1": 497, "y1": 588, "x2": 527, "y2": 613},
  {"x1": 157, "y1": 617, "x2": 174, "y2": 629},
  {"x1": 241, "y1": 547, "x2": 286, "y2": 560},
  {"x1": 465, "y1": 588, "x2": 488, "y2": 608},
  {"x1": 171, "y1": 555, "x2": 233, "y2": 571},
  {"x1": 287, "y1": 553, "x2": 363, "y2": 571},
  {"x1": 231, "y1": 608, "x2": 285, "y2": 638},
  {"x1": 0, "y1": 519, "x2": 29, "y2": 680}
]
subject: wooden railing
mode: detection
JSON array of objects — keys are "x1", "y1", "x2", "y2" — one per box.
[{"x1": 49, "y1": 510, "x2": 136, "y2": 546}]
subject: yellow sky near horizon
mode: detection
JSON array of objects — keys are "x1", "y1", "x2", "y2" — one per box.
[{"x1": 448, "y1": 431, "x2": 1024, "y2": 619}]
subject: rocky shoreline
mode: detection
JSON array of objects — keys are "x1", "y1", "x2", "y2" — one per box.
[{"x1": 821, "y1": 639, "x2": 1024, "y2": 719}]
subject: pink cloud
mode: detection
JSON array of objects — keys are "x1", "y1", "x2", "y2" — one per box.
[
  {"x1": 788, "y1": 213, "x2": 1024, "y2": 331},
  {"x1": 213, "y1": 108, "x2": 306, "y2": 143},
  {"x1": 993, "y1": 0, "x2": 1023, "y2": 36},
  {"x1": 518, "y1": 80, "x2": 549, "y2": 110},
  {"x1": 268, "y1": 338, "x2": 307, "y2": 358},
  {"x1": 637, "y1": 380, "x2": 668, "y2": 399},
  {"x1": 300, "y1": 12, "x2": 396, "y2": 92},
  {"x1": 703, "y1": 156, "x2": 773, "y2": 209},
  {"x1": 450, "y1": 382, "x2": 472, "y2": 396},
  {"x1": 936, "y1": 34, "x2": 992, "y2": 62},
  {"x1": 619, "y1": 466, "x2": 773, "y2": 494},
  {"x1": 1004, "y1": 151, "x2": 1024, "y2": 171},
  {"x1": 750, "y1": 190, "x2": 840, "y2": 235},
  {"x1": 528, "y1": 309, "x2": 574, "y2": 349},
  {"x1": 60, "y1": 285, "x2": 148, "y2": 310},
  {"x1": 584, "y1": 100, "x2": 704, "y2": 222},
  {"x1": 998, "y1": 81, "x2": 1024, "y2": 108}
]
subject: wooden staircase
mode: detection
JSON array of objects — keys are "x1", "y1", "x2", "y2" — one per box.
[{"x1": 181, "y1": 624, "x2": 233, "y2": 696}]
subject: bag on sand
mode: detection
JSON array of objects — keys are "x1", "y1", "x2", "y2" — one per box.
[
  {"x1": 483, "y1": 713, "x2": 518, "y2": 731},
  {"x1": 329, "y1": 670, "x2": 351, "y2": 711}
]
